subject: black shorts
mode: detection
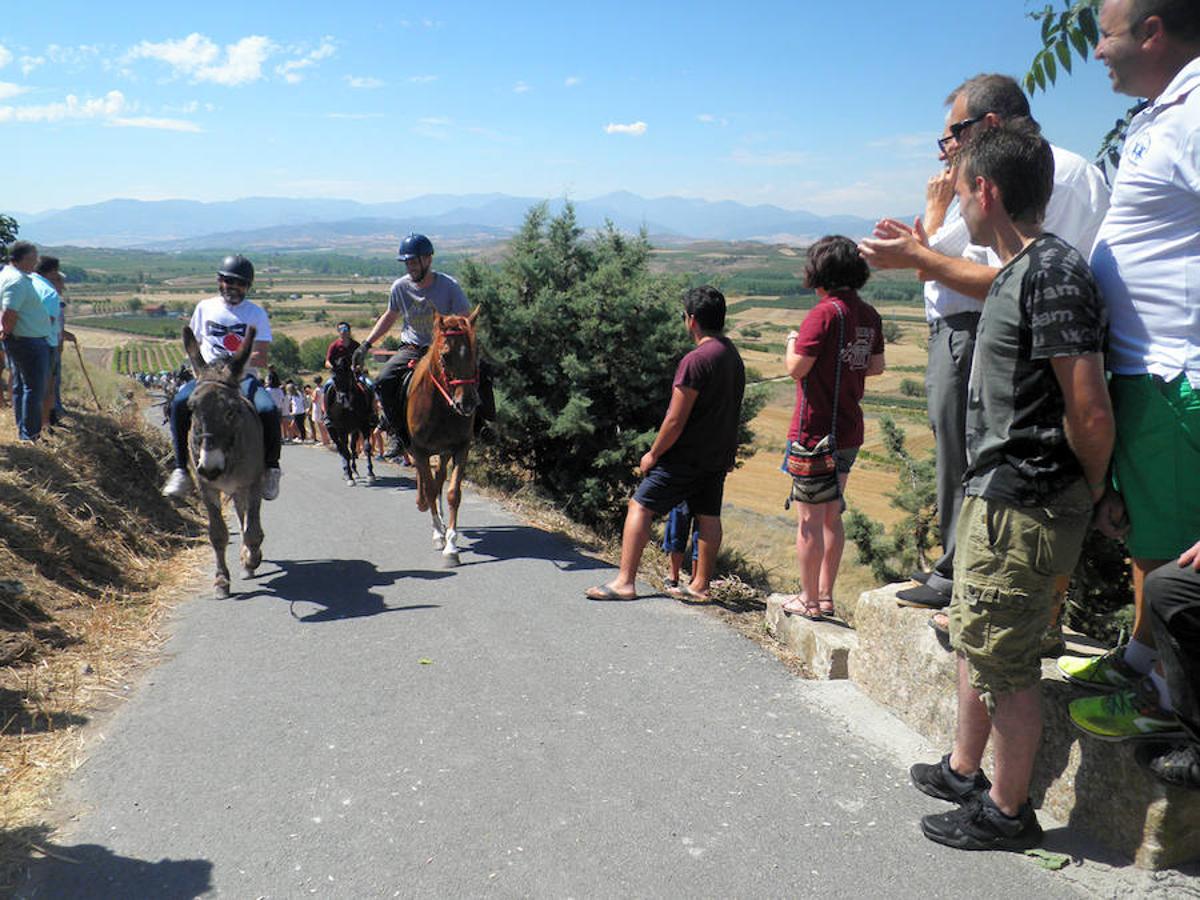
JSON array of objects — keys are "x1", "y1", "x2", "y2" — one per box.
[{"x1": 632, "y1": 463, "x2": 727, "y2": 518}]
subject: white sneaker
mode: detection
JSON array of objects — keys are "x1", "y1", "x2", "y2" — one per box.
[
  {"x1": 262, "y1": 467, "x2": 282, "y2": 501},
  {"x1": 162, "y1": 467, "x2": 193, "y2": 498}
]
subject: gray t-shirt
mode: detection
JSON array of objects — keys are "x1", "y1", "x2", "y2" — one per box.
[
  {"x1": 964, "y1": 234, "x2": 1107, "y2": 507},
  {"x1": 387, "y1": 272, "x2": 470, "y2": 347}
]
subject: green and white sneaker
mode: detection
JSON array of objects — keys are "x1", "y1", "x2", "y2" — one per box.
[
  {"x1": 1057, "y1": 647, "x2": 1139, "y2": 692},
  {"x1": 1069, "y1": 677, "x2": 1186, "y2": 742}
]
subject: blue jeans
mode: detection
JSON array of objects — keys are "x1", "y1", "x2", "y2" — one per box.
[
  {"x1": 170, "y1": 375, "x2": 281, "y2": 471},
  {"x1": 3, "y1": 336, "x2": 50, "y2": 441}
]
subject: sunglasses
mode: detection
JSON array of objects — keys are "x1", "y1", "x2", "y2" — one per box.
[
  {"x1": 218, "y1": 274, "x2": 249, "y2": 286},
  {"x1": 937, "y1": 115, "x2": 984, "y2": 153}
]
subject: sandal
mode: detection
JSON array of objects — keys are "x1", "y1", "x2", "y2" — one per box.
[
  {"x1": 818, "y1": 596, "x2": 835, "y2": 617},
  {"x1": 781, "y1": 595, "x2": 823, "y2": 620}
]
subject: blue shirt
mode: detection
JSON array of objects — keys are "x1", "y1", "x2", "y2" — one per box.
[
  {"x1": 31, "y1": 273, "x2": 61, "y2": 347},
  {"x1": 0, "y1": 264, "x2": 52, "y2": 339}
]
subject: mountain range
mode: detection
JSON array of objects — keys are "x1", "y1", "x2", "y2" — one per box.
[{"x1": 15, "y1": 192, "x2": 885, "y2": 251}]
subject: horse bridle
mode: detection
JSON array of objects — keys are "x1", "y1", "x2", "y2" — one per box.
[{"x1": 429, "y1": 327, "x2": 478, "y2": 414}]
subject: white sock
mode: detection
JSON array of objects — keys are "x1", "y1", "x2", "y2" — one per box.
[
  {"x1": 1123, "y1": 638, "x2": 1158, "y2": 675},
  {"x1": 1150, "y1": 670, "x2": 1175, "y2": 713}
]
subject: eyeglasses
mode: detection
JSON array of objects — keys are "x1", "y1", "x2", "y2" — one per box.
[
  {"x1": 937, "y1": 115, "x2": 984, "y2": 153},
  {"x1": 218, "y1": 274, "x2": 248, "y2": 286}
]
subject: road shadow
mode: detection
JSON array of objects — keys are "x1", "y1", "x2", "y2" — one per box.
[
  {"x1": 6, "y1": 824, "x2": 212, "y2": 899},
  {"x1": 0, "y1": 687, "x2": 88, "y2": 735},
  {"x1": 237, "y1": 558, "x2": 447, "y2": 622},
  {"x1": 454, "y1": 525, "x2": 609, "y2": 572},
  {"x1": 362, "y1": 473, "x2": 417, "y2": 490}
]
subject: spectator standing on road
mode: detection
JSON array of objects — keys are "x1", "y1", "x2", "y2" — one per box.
[
  {"x1": 859, "y1": 74, "x2": 1110, "y2": 612},
  {"x1": 162, "y1": 255, "x2": 283, "y2": 501},
  {"x1": 910, "y1": 123, "x2": 1113, "y2": 853},
  {"x1": 1059, "y1": 0, "x2": 1200, "y2": 747},
  {"x1": 781, "y1": 237, "x2": 885, "y2": 619},
  {"x1": 0, "y1": 241, "x2": 53, "y2": 441},
  {"x1": 585, "y1": 286, "x2": 745, "y2": 603},
  {"x1": 309, "y1": 376, "x2": 330, "y2": 446}
]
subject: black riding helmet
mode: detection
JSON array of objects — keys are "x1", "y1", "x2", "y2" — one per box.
[
  {"x1": 218, "y1": 254, "x2": 255, "y2": 284},
  {"x1": 396, "y1": 233, "x2": 434, "y2": 260}
]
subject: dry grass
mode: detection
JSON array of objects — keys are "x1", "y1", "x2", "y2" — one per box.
[{"x1": 0, "y1": 404, "x2": 205, "y2": 887}]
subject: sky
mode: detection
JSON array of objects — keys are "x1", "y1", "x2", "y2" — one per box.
[{"x1": 1, "y1": 1, "x2": 1133, "y2": 219}]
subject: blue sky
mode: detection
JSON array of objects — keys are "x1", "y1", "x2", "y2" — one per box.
[{"x1": 2, "y1": 1, "x2": 1131, "y2": 218}]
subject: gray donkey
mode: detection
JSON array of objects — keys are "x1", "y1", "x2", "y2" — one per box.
[{"x1": 182, "y1": 325, "x2": 265, "y2": 598}]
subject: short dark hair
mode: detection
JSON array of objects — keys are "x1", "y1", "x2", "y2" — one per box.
[
  {"x1": 337, "y1": 321, "x2": 351, "y2": 330},
  {"x1": 9, "y1": 241, "x2": 36, "y2": 264},
  {"x1": 804, "y1": 236, "x2": 870, "y2": 291},
  {"x1": 35, "y1": 255, "x2": 60, "y2": 276},
  {"x1": 947, "y1": 73, "x2": 1033, "y2": 122},
  {"x1": 683, "y1": 285, "x2": 727, "y2": 332},
  {"x1": 959, "y1": 119, "x2": 1055, "y2": 225},
  {"x1": 1130, "y1": 0, "x2": 1200, "y2": 42}
]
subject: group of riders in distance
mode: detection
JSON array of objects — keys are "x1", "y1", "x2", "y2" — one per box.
[{"x1": 162, "y1": 234, "x2": 493, "y2": 595}]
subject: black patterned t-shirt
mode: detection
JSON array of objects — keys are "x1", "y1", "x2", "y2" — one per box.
[{"x1": 964, "y1": 234, "x2": 1107, "y2": 506}]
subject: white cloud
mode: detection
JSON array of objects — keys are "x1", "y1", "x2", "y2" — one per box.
[
  {"x1": 697, "y1": 113, "x2": 728, "y2": 126},
  {"x1": 276, "y1": 37, "x2": 336, "y2": 84},
  {"x1": 604, "y1": 121, "x2": 647, "y2": 136},
  {"x1": 46, "y1": 44, "x2": 103, "y2": 67},
  {"x1": 0, "y1": 90, "x2": 126, "y2": 123},
  {"x1": 327, "y1": 112, "x2": 384, "y2": 119},
  {"x1": 0, "y1": 82, "x2": 27, "y2": 101},
  {"x1": 126, "y1": 33, "x2": 274, "y2": 86},
  {"x1": 413, "y1": 116, "x2": 451, "y2": 139},
  {"x1": 407, "y1": 74, "x2": 437, "y2": 84},
  {"x1": 513, "y1": 81, "x2": 531, "y2": 94},
  {"x1": 0, "y1": 45, "x2": 11, "y2": 69},
  {"x1": 162, "y1": 100, "x2": 200, "y2": 114},
  {"x1": 564, "y1": 76, "x2": 580, "y2": 88},
  {"x1": 347, "y1": 75, "x2": 384, "y2": 89},
  {"x1": 0, "y1": 89, "x2": 200, "y2": 132},
  {"x1": 20, "y1": 56, "x2": 44, "y2": 76},
  {"x1": 110, "y1": 116, "x2": 202, "y2": 132}
]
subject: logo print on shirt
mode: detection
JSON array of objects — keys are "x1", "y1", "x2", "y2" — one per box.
[
  {"x1": 206, "y1": 321, "x2": 248, "y2": 353},
  {"x1": 1128, "y1": 133, "x2": 1151, "y2": 164}
]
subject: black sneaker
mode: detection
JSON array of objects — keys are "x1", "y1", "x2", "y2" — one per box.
[
  {"x1": 896, "y1": 584, "x2": 952, "y2": 609},
  {"x1": 910, "y1": 753, "x2": 991, "y2": 804},
  {"x1": 921, "y1": 794, "x2": 1043, "y2": 852},
  {"x1": 1136, "y1": 742, "x2": 1200, "y2": 790}
]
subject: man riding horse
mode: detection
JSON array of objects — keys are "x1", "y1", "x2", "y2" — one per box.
[
  {"x1": 321, "y1": 321, "x2": 376, "y2": 429},
  {"x1": 353, "y1": 233, "x2": 493, "y2": 456},
  {"x1": 162, "y1": 254, "x2": 283, "y2": 501}
]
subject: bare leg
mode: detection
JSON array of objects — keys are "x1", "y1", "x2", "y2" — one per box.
[
  {"x1": 949, "y1": 654, "x2": 991, "y2": 779},
  {"x1": 1132, "y1": 557, "x2": 1170, "y2": 647},
  {"x1": 668, "y1": 551, "x2": 684, "y2": 583},
  {"x1": 605, "y1": 499, "x2": 656, "y2": 595},
  {"x1": 988, "y1": 685, "x2": 1042, "y2": 816},
  {"x1": 795, "y1": 501, "x2": 826, "y2": 610},
  {"x1": 690, "y1": 514, "x2": 721, "y2": 596}
]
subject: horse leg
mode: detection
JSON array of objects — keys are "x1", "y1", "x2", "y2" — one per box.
[
  {"x1": 411, "y1": 450, "x2": 432, "y2": 513},
  {"x1": 442, "y1": 445, "x2": 470, "y2": 564},
  {"x1": 363, "y1": 427, "x2": 376, "y2": 482},
  {"x1": 201, "y1": 489, "x2": 231, "y2": 598},
  {"x1": 334, "y1": 429, "x2": 354, "y2": 485},
  {"x1": 412, "y1": 452, "x2": 445, "y2": 547},
  {"x1": 234, "y1": 490, "x2": 264, "y2": 577}
]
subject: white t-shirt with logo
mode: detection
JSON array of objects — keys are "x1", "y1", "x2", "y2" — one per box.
[
  {"x1": 1090, "y1": 56, "x2": 1200, "y2": 388},
  {"x1": 188, "y1": 295, "x2": 273, "y2": 365}
]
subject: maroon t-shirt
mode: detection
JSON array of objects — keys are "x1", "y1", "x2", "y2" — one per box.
[
  {"x1": 326, "y1": 337, "x2": 359, "y2": 368},
  {"x1": 661, "y1": 336, "x2": 746, "y2": 472},
  {"x1": 787, "y1": 291, "x2": 883, "y2": 449}
]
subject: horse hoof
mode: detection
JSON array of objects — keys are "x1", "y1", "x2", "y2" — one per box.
[
  {"x1": 214, "y1": 582, "x2": 230, "y2": 599},
  {"x1": 432, "y1": 536, "x2": 445, "y2": 550},
  {"x1": 346, "y1": 477, "x2": 356, "y2": 486},
  {"x1": 441, "y1": 552, "x2": 460, "y2": 568}
]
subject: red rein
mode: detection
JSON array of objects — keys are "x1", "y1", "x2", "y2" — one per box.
[{"x1": 430, "y1": 327, "x2": 478, "y2": 410}]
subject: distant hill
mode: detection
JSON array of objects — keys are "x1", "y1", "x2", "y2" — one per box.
[{"x1": 18, "y1": 193, "x2": 887, "y2": 250}]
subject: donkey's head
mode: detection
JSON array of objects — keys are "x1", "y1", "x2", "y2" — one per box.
[{"x1": 182, "y1": 325, "x2": 261, "y2": 483}]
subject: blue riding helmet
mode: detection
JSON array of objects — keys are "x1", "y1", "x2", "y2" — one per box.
[{"x1": 397, "y1": 233, "x2": 434, "y2": 260}]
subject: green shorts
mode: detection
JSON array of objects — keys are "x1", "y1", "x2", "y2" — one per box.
[
  {"x1": 1111, "y1": 374, "x2": 1200, "y2": 560},
  {"x1": 949, "y1": 480, "x2": 1092, "y2": 706}
]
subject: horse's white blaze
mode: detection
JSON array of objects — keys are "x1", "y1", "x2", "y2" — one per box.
[
  {"x1": 198, "y1": 447, "x2": 225, "y2": 473},
  {"x1": 443, "y1": 528, "x2": 459, "y2": 556}
]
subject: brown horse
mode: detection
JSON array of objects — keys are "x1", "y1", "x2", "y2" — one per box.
[
  {"x1": 182, "y1": 325, "x2": 265, "y2": 598},
  {"x1": 406, "y1": 308, "x2": 480, "y2": 565}
]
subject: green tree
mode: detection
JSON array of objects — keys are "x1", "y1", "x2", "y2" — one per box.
[
  {"x1": 128, "y1": 296, "x2": 144, "y2": 312},
  {"x1": 299, "y1": 336, "x2": 330, "y2": 372},
  {"x1": 272, "y1": 334, "x2": 301, "y2": 376},
  {"x1": 0, "y1": 214, "x2": 19, "y2": 263},
  {"x1": 462, "y1": 202, "x2": 764, "y2": 532}
]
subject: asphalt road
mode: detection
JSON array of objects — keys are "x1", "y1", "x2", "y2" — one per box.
[{"x1": 20, "y1": 443, "x2": 1107, "y2": 898}]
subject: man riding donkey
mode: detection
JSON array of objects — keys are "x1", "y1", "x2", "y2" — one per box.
[
  {"x1": 162, "y1": 254, "x2": 283, "y2": 501},
  {"x1": 353, "y1": 233, "x2": 494, "y2": 461}
]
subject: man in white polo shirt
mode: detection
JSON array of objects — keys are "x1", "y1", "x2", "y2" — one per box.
[
  {"x1": 860, "y1": 73, "x2": 1110, "y2": 608},
  {"x1": 1060, "y1": 0, "x2": 1200, "y2": 744}
]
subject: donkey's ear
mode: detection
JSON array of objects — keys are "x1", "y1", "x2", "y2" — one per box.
[
  {"x1": 229, "y1": 325, "x2": 256, "y2": 379},
  {"x1": 468, "y1": 305, "x2": 480, "y2": 325},
  {"x1": 183, "y1": 326, "x2": 205, "y2": 373}
]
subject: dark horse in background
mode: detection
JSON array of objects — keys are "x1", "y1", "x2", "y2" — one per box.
[
  {"x1": 326, "y1": 356, "x2": 376, "y2": 486},
  {"x1": 407, "y1": 308, "x2": 480, "y2": 565},
  {"x1": 182, "y1": 325, "x2": 264, "y2": 598}
]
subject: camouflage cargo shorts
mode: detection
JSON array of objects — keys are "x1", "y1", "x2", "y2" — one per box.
[{"x1": 949, "y1": 480, "x2": 1092, "y2": 707}]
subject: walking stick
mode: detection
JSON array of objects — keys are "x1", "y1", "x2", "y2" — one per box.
[{"x1": 72, "y1": 341, "x2": 103, "y2": 411}]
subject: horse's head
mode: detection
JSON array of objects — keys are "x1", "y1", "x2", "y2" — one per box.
[
  {"x1": 431, "y1": 307, "x2": 480, "y2": 417},
  {"x1": 330, "y1": 353, "x2": 356, "y2": 393},
  {"x1": 182, "y1": 325, "x2": 260, "y2": 482}
]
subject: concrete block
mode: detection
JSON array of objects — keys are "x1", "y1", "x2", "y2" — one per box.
[
  {"x1": 764, "y1": 593, "x2": 858, "y2": 680},
  {"x1": 847, "y1": 582, "x2": 1200, "y2": 869}
]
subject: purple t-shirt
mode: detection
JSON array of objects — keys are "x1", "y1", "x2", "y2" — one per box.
[{"x1": 660, "y1": 336, "x2": 746, "y2": 472}]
